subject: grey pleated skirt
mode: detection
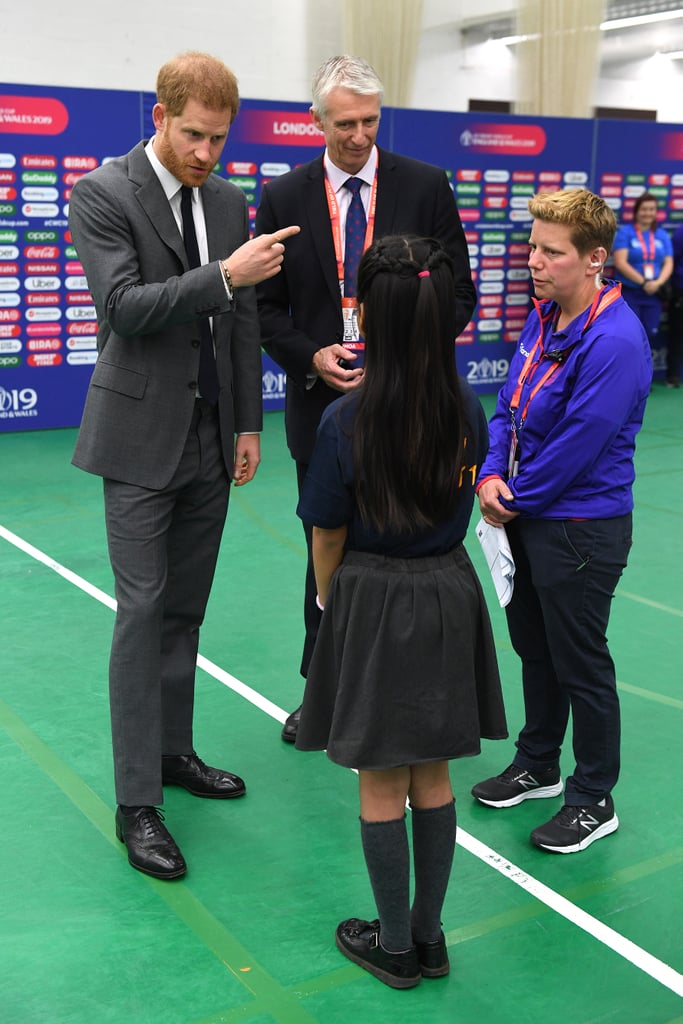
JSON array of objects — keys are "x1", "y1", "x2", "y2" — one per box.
[{"x1": 295, "y1": 545, "x2": 508, "y2": 769}]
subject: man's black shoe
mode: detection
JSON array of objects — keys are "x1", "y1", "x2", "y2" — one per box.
[
  {"x1": 115, "y1": 806, "x2": 186, "y2": 879},
  {"x1": 162, "y1": 752, "x2": 246, "y2": 798},
  {"x1": 335, "y1": 918, "x2": 421, "y2": 989},
  {"x1": 281, "y1": 705, "x2": 302, "y2": 743}
]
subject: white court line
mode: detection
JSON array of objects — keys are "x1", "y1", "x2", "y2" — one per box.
[{"x1": 1, "y1": 521, "x2": 682, "y2": 998}]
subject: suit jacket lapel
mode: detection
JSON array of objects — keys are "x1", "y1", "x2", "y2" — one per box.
[
  {"x1": 306, "y1": 156, "x2": 342, "y2": 308},
  {"x1": 202, "y1": 175, "x2": 226, "y2": 263},
  {"x1": 374, "y1": 147, "x2": 399, "y2": 237},
  {"x1": 128, "y1": 141, "x2": 188, "y2": 270}
]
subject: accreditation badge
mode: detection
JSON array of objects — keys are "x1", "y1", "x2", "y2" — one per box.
[
  {"x1": 508, "y1": 426, "x2": 520, "y2": 479},
  {"x1": 341, "y1": 296, "x2": 365, "y2": 367},
  {"x1": 643, "y1": 263, "x2": 655, "y2": 280}
]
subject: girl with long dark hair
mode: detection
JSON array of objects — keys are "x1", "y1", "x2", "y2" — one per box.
[{"x1": 295, "y1": 235, "x2": 507, "y2": 989}]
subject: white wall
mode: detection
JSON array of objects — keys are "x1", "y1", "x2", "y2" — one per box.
[
  {"x1": 1, "y1": 0, "x2": 681, "y2": 121},
  {"x1": 0, "y1": 0, "x2": 342, "y2": 101}
]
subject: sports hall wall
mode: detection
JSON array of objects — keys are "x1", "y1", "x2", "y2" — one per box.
[{"x1": 1, "y1": 81, "x2": 682, "y2": 432}]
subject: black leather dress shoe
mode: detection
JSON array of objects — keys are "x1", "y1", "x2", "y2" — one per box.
[
  {"x1": 115, "y1": 806, "x2": 187, "y2": 879},
  {"x1": 161, "y1": 752, "x2": 246, "y2": 798},
  {"x1": 281, "y1": 705, "x2": 302, "y2": 743},
  {"x1": 335, "y1": 918, "x2": 421, "y2": 989}
]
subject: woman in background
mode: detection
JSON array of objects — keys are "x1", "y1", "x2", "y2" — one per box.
[
  {"x1": 612, "y1": 191, "x2": 673, "y2": 354},
  {"x1": 295, "y1": 235, "x2": 507, "y2": 990}
]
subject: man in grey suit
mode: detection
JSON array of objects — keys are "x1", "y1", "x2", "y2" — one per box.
[
  {"x1": 255, "y1": 56, "x2": 476, "y2": 744},
  {"x1": 69, "y1": 51, "x2": 298, "y2": 879}
]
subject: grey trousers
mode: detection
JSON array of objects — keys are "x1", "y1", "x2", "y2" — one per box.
[{"x1": 103, "y1": 400, "x2": 230, "y2": 806}]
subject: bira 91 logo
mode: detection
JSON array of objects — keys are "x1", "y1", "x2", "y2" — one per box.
[{"x1": 0, "y1": 385, "x2": 38, "y2": 419}]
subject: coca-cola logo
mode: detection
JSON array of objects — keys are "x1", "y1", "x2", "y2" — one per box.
[
  {"x1": 68, "y1": 321, "x2": 97, "y2": 335},
  {"x1": 24, "y1": 245, "x2": 60, "y2": 259}
]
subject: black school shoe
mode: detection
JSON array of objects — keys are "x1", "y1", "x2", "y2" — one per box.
[
  {"x1": 415, "y1": 930, "x2": 450, "y2": 977},
  {"x1": 335, "y1": 918, "x2": 421, "y2": 989}
]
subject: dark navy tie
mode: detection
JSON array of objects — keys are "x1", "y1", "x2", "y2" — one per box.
[
  {"x1": 180, "y1": 185, "x2": 219, "y2": 405},
  {"x1": 343, "y1": 177, "x2": 366, "y2": 297}
]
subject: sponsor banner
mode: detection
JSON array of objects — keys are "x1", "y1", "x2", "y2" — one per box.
[
  {"x1": 0, "y1": 82, "x2": 141, "y2": 431},
  {"x1": 2, "y1": 86, "x2": 680, "y2": 431}
]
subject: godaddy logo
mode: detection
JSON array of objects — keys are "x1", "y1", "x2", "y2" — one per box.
[{"x1": 22, "y1": 172, "x2": 58, "y2": 185}]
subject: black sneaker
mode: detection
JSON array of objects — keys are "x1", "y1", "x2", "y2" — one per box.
[
  {"x1": 335, "y1": 918, "x2": 421, "y2": 989},
  {"x1": 530, "y1": 796, "x2": 619, "y2": 853},
  {"x1": 472, "y1": 763, "x2": 563, "y2": 807},
  {"x1": 415, "y1": 930, "x2": 449, "y2": 977}
]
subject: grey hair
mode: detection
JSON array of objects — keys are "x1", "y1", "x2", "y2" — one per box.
[{"x1": 311, "y1": 55, "x2": 384, "y2": 118}]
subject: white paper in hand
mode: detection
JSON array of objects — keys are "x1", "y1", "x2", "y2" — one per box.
[{"x1": 475, "y1": 518, "x2": 515, "y2": 607}]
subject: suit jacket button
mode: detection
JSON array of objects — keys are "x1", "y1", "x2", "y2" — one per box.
[
  {"x1": 189, "y1": 381, "x2": 197, "y2": 390},
  {"x1": 191, "y1": 339, "x2": 200, "y2": 348}
]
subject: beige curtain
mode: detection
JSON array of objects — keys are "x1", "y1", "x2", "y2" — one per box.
[
  {"x1": 343, "y1": 0, "x2": 424, "y2": 107},
  {"x1": 516, "y1": 0, "x2": 605, "y2": 117}
]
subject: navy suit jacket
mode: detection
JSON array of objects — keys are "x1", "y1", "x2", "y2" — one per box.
[{"x1": 255, "y1": 147, "x2": 476, "y2": 463}]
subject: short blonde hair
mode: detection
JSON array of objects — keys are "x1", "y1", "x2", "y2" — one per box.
[
  {"x1": 156, "y1": 51, "x2": 239, "y2": 123},
  {"x1": 528, "y1": 188, "x2": 616, "y2": 256}
]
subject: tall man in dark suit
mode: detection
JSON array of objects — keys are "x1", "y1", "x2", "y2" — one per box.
[
  {"x1": 255, "y1": 56, "x2": 476, "y2": 743},
  {"x1": 69, "y1": 51, "x2": 298, "y2": 878}
]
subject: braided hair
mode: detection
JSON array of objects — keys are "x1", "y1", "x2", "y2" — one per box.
[{"x1": 352, "y1": 235, "x2": 467, "y2": 533}]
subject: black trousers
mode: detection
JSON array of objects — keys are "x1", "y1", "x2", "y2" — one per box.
[
  {"x1": 666, "y1": 286, "x2": 683, "y2": 383},
  {"x1": 296, "y1": 460, "x2": 323, "y2": 680},
  {"x1": 504, "y1": 515, "x2": 632, "y2": 806}
]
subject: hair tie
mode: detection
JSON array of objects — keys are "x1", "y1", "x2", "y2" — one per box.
[{"x1": 418, "y1": 270, "x2": 430, "y2": 278}]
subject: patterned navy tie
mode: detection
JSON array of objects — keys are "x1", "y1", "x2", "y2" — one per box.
[
  {"x1": 343, "y1": 177, "x2": 367, "y2": 297},
  {"x1": 180, "y1": 185, "x2": 220, "y2": 405}
]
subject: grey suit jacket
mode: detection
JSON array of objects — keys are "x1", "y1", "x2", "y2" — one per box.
[{"x1": 70, "y1": 141, "x2": 263, "y2": 489}]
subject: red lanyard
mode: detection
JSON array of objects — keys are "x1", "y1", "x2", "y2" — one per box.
[
  {"x1": 323, "y1": 164, "x2": 378, "y2": 292},
  {"x1": 510, "y1": 284, "x2": 622, "y2": 427}
]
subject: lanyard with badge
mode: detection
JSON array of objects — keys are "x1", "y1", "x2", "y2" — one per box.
[
  {"x1": 635, "y1": 226, "x2": 656, "y2": 280},
  {"x1": 507, "y1": 283, "x2": 622, "y2": 479},
  {"x1": 323, "y1": 167, "x2": 378, "y2": 358}
]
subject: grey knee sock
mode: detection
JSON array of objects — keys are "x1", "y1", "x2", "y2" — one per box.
[
  {"x1": 360, "y1": 816, "x2": 412, "y2": 953},
  {"x1": 410, "y1": 800, "x2": 457, "y2": 944}
]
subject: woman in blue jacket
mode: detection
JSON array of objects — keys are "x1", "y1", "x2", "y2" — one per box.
[
  {"x1": 612, "y1": 191, "x2": 673, "y2": 352},
  {"x1": 472, "y1": 188, "x2": 652, "y2": 854}
]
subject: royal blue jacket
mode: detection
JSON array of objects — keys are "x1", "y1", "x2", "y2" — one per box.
[{"x1": 478, "y1": 281, "x2": 652, "y2": 519}]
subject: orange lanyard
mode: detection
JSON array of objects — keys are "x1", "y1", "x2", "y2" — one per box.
[
  {"x1": 510, "y1": 284, "x2": 622, "y2": 429},
  {"x1": 323, "y1": 165, "x2": 378, "y2": 293},
  {"x1": 635, "y1": 226, "x2": 655, "y2": 264}
]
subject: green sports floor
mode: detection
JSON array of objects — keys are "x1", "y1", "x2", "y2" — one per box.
[{"x1": 1, "y1": 390, "x2": 681, "y2": 1024}]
